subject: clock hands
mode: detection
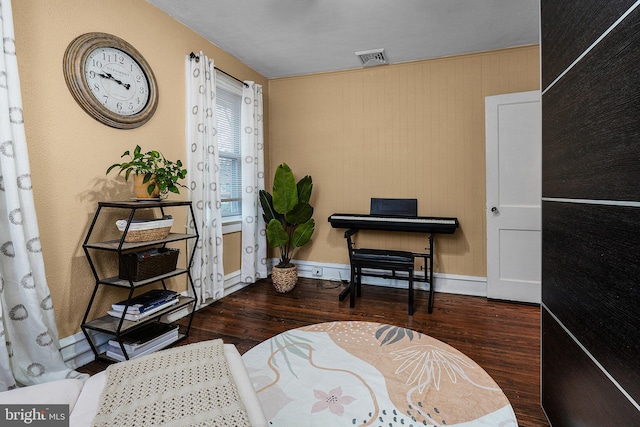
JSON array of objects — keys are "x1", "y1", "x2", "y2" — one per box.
[{"x1": 97, "y1": 72, "x2": 131, "y2": 90}]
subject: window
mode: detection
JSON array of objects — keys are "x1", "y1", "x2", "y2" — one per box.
[{"x1": 216, "y1": 74, "x2": 243, "y2": 219}]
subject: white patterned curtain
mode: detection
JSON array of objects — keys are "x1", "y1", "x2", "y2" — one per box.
[
  {"x1": 0, "y1": 0, "x2": 86, "y2": 390},
  {"x1": 240, "y1": 82, "x2": 267, "y2": 283},
  {"x1": 185, "y1": 52, "x2": 225, "y2": 307}
]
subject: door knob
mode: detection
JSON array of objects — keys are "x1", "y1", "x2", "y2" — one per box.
[{"x1": 491, "y1": 206, "x2": 499, "y2": 213}]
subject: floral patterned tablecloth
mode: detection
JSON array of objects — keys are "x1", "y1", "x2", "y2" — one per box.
[{"x1": 242, "y1": 321, "x2": 517, "y2": 427}]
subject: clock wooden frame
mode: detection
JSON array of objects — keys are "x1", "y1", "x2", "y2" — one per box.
[{"x1": 63, "y1": 32, "x2": 158, "y2": 129}]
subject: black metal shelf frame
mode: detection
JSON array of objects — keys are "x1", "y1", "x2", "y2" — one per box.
[{"x1": 80, "y1": 200, "x2": 200, "y2": 362}]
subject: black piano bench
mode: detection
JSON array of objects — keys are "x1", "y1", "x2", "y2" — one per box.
[{"x1": 349, "y1": 248, "x2": 416, "y2": 315}]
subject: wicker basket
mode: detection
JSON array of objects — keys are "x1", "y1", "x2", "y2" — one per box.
[
  {"x1": 271, "y1": 265, "x2": 297, "y2": 293},
  {"x1": 119, "y1": 248, "x2": 179, "y2": 281},
  {"x1": 116, "y1": 217, "x2": 173, "y2": 243},
  {"x1": 121, "y1": 226, "x2": 171, "y2": 243}
]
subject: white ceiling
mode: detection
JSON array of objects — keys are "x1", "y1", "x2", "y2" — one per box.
[{"x1": 147, "y1": 0, "x2": 540, "y2": 79}]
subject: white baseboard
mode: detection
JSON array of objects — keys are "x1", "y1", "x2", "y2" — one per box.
[
  {"x1": 288, "y1": 259, "x2": 487, "y2": 297},
  {"x1": 59, "y1": 330, "x2": 110, "y2": 370},
  {"x1": 222, "y1": 269, "x2": 250, "y2": 295}
]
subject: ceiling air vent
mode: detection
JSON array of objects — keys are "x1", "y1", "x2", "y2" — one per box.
[{"x1": 355, "y1": 48, "x2": 388, "y2": 67}]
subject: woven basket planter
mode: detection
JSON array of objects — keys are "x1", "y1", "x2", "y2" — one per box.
[{"x1": 271, "y1": 265, "x2": 297, "y2": 293}]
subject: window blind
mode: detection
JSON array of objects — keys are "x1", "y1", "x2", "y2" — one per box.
[{"x1": 216, "y1": 74, "x2": 242, "y2": 217}]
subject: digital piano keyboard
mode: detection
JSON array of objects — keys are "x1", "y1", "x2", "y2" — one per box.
[{"x1": 328, "y1": 213, "x2": 459, "y2": 234}]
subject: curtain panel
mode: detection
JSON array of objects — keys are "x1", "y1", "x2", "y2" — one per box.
[
  {"x1": 240, "y1": 82, "x2": 267, "y2": 283},
  {"x1": 0, "y1": 0, "x2": 86, "y2": 390},
  {"x1": 185, "y1": 52, "x2": 225, "y2": 306}
]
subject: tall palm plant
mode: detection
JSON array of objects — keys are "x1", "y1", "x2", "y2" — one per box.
[{"x1": 259, "y1": 163, "x2": 315, "y2": 268}]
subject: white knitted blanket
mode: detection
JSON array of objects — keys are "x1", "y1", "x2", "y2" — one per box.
[{"x1": 93, "y1": 339, "x2": 252, "y2": 427}]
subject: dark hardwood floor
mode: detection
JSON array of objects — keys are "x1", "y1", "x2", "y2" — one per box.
[{"x1": 78, "y1": 277, "x2": 549, "y2": 427}]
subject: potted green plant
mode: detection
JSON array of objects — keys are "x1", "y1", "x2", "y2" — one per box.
[
  {"x1": 259, "y1": 162, "x2": 315, "y2": 292},
  {"x1": 106, "y1": 145, "x2": 188, "y2": 198}
]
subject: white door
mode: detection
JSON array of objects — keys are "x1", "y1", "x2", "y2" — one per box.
[{"x1": 485, "y1": 91, "x2": 541, "y2": 303}]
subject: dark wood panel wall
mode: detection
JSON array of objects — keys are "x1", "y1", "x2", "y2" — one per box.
[{"x1": 541, "y1": 1, "x2": 640, "y2": 424}]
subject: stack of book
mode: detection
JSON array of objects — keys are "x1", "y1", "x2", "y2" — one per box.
[
  {"x1": 106, "y1": 322, "x2": 179, "y2": 361},
  {"x1": 108, "y1": 289, "x2": 179, "y2": 321}
]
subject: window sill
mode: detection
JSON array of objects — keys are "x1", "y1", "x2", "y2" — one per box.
[{"x1": 222, "y1": 217, "x2": 242, "y2": 234}]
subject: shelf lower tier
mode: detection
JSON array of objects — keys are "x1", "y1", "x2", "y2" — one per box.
[
  {"x1": 82, "y1": 296, "x2": 195, "y2": 334},
  {"x1": 84, "y1": 232, "x2": 197, "y2": 251},
  {"x1": 97, "y1": 333, "x2": 187, "y2": 363}
]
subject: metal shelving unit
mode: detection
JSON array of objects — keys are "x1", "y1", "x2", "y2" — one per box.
[{"x1": 81, "y1": 200, "x2": 199, "y2": 362}]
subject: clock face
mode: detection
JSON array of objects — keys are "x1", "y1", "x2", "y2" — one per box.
[
  {"x1": 63, "y1": 33, "x2": 158, "y2": 129},
  {"x1": 84, "y1": 47, "x2": 150, "y2": 116}
]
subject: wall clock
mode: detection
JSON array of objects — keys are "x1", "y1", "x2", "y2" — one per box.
[{"x1": 63, "y1": 32, "x2": 158, "y2": 129}]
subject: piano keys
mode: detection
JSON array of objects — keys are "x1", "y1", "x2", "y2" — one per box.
[{"x1": 328, "y1": 213, "x2": 459, "y2": 234}]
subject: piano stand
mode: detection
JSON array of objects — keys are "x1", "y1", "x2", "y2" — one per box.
[{"x1": 340, "y1": 229, "x2": 434, "y2": 314}]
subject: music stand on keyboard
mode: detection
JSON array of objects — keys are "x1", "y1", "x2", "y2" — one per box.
[{"x1": 370, "y1": 198, "x2": 417, "y2": 217}]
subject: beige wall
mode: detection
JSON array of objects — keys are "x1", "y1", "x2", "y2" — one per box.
[
  {"x1": 13, "y1": 0, "x2": 267, "y2": 338},
  {"x1": 12, "y1": 0, "x2": 538, "y2": 340},
  {"x1": 267, "y1": 46, "x2": 539, "y2": 278}
]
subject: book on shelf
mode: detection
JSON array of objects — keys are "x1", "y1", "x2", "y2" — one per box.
[
  {"x1": 111, "y1": 289, "x2": 179, "y2": 314},
  {"x1": 108, "y1": 322, "x2": 179, "y2": 353},
  {"x1": 111, "y1": 296, "x2": 178, "y2": 315},
  {"x1": 106, "y1": 325, "x2": 180, "y2": 361},
  {"x1": 107, "y1": 298, "x2": 179, "y2": 321}
]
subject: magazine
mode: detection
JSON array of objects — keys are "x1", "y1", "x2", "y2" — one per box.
[
  {"x1": 106, "y1": 328, "x2": 180, "y2": 361},
  {"x1": 107, "y1": 298, "x2": 179, "y2": 321},
  {"x1": 111, "y1": 289, "x2": 178, "y2": 314},
  {"x1": 108, "y1": 323, "x2": 179, "y2": 353}
]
